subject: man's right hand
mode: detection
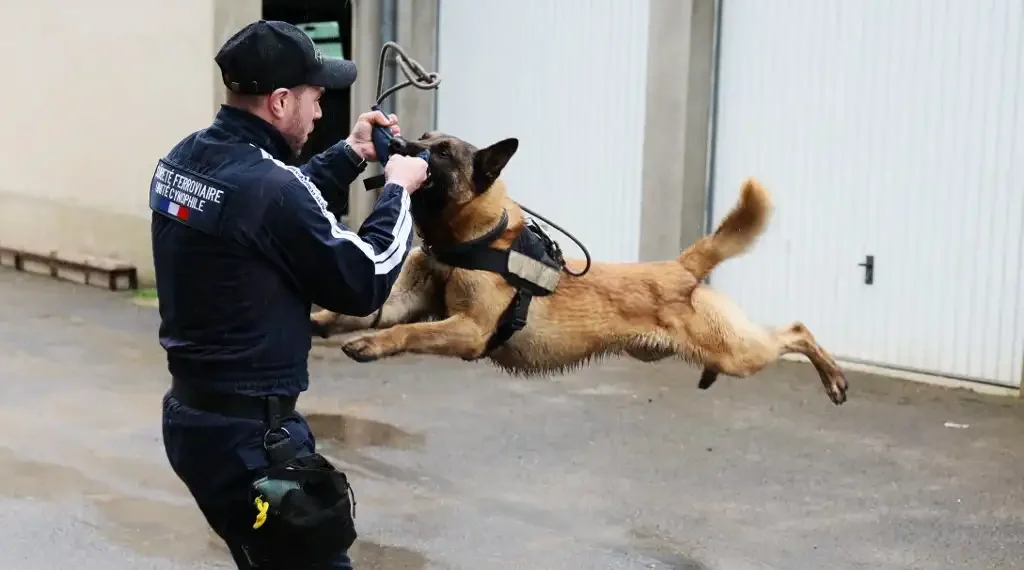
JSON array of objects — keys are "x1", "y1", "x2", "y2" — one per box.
[{"x1": 384, "y1": 155, "x2": 429, "y2": 194}]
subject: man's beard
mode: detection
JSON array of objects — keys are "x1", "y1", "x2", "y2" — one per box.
[
  {"x1": 284, "y1": 131, "x2": 306, "y2": 158},
  {"x1": 282, "y1": 114, "x2": 308, "y2": 158}
]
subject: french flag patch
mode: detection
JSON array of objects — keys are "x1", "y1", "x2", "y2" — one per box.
[
  {"x1": 149, "y1": 158, "x2": 228, "y2": 235},
  {"x1": 159, "y1": 198, "x2": 190, "y2": 221}
]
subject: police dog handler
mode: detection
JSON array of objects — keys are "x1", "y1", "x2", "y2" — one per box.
[{"x1": 150, "y1": 20, "x2": 427, "y2": 570}]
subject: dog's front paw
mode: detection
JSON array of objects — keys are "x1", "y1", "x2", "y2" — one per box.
[{"x1": 342, "y1": 336, "x2": 385, "y2": 363}]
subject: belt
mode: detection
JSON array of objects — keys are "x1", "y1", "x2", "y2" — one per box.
[{"x1": 169, "y1": 377, "x2": 297, "y2": 422}]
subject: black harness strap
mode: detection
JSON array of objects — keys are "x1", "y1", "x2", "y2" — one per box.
[
  {"x1": 426, "y1": 209, "x2": 563, "y2": 355},
  {"x1": 428, "y1": 210, "x2": 511, "y2": 272},
  {"x1": 483, "y1": 288, "x2": 533, "y2": 354}
]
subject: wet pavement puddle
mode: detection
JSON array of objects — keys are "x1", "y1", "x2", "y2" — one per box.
[
  {"x1": 0, "y1": 445, "x2": 434, "y2": 566},
  {"x1": 304, "y1": 412, "x2": 426, "y2": 451},
  {"x1": 302, "y1": 413, "x2": 437, "y2": 486},
  {"x1": 350, "y1": 540, "x2": 429, "y2": 570},
  {"x1": 626, "y1": 526, "x2": 713, "y2": 570}
]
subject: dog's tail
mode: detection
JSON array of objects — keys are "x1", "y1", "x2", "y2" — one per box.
[{"x1": 678, "y1": 177, "x2": 773, "y2": 282}]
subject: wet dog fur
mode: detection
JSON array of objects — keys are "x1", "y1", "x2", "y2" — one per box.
[{"x1": 310, "y1": 132, "x2": 849, "y2": 405}]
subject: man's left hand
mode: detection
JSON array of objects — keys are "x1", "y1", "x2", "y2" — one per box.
[{"x1": 345, "y1": 110, "x2": 401, "y2": 162}]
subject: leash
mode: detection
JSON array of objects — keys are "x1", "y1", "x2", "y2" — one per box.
[
  {"x1": 369, "y1": 41, "x2": 441, "y2": 169},
  {"x1": 516, "y1": 205, "x2": 591, "y2": 277},
  {"x1": 360, "y1": 41, "x2": 438, "y2": 191},
  {"x1": 361, "y1": 41, "x2": 592, "y2": 278}
]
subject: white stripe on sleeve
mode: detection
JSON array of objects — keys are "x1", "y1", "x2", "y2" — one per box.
[{"x1": 259, "y1": 147, "x2": 412, "y2": 275}]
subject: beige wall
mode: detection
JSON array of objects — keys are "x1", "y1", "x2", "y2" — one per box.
[
  {"x1": 0, "y1": 0, "x2": 260, "y2": 286},
  {"x1": 0, "y1": 0, "x2": 715, "y2": 286},
  {"x1": 346, "y1": 0, "x2": 439, "y2": 231}
]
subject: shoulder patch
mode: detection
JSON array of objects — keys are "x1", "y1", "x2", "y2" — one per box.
[{"x1": 149, "y1": 159, "x2": 232, "y2": 235}]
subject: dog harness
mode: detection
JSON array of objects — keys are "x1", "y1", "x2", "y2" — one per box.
[{"x1": 425, "y1": 209, "x2": 566, "y2": 355}]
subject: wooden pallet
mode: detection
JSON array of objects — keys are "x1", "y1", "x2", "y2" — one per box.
[{"x1": 0, "y1": 244, "x2": 138, "y2": 291}]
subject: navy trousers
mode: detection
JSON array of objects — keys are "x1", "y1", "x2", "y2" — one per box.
[{"x1": 161, "y1": 390, "x2": 354, "y2": 570}]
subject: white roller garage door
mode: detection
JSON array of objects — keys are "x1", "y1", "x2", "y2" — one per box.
[
  {"x1": 708, "y1": 0, "x2": 1024, "y2": 387},
  {"x1": 435, "y1": 0, "x2": 650, "y2": 263}
]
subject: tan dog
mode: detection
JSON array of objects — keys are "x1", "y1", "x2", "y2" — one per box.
[{"x1": 311, "y1": 132, "x2": 848, "y2": 405}]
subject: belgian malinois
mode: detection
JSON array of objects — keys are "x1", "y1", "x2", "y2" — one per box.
[{"x1": 311, "y1": 132, "x2": 849, "y2": 405}]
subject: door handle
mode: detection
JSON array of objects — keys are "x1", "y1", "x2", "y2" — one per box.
[{"x1": 858, "y1": 254, "x2": 874, "y2": 285}]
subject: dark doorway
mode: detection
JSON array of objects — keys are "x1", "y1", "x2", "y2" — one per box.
[{"x1": 263, "y1": 0, "x2": 354, "y2": 214}]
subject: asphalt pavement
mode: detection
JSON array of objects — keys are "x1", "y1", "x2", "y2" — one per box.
[{"x1": 1, "y1": 267, "x2": 1022, "y2": 570}]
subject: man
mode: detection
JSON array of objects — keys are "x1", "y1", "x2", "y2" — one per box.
[{"x1": 149, "y1": 20, "x2": 428, "y2": 569}]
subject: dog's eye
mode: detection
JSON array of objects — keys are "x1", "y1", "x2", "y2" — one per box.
[{"x1": 436, "y1": 147, "x2": 451, "y2": 159}]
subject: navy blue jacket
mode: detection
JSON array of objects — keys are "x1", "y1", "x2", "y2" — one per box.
[{"x1": 149, "y1": 105, "x2": 413, "y2": 397}]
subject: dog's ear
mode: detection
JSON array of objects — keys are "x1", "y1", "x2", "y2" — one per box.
[{"x1": 472, "y1": 137, "x2": 519, "y2": 193}]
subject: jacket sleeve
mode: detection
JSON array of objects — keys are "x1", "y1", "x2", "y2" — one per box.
[
  {"x1": 298, "y1": 140, "x2": 364, "y2": 212},
  {"x1": 258, "y1": 176, "x2": 414, "y2": 316}
]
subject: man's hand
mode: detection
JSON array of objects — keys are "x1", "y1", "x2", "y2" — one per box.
[
  {"x1": 345, "y1": 110, "x2": 401, "y2": 162},
  {"x1": 385, "y1": 155, "x2": 428, "y2": 194}
]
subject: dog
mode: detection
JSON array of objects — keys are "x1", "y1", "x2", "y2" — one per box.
[{"x1": 311, "y1": 132, "x2": 849, "y2": 406}]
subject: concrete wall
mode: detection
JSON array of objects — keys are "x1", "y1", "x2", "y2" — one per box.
[
  {"x1": 638, "y1": 0, "x2": 718, "y2": 261},
  {"x1": 346, "y1": 0, "x2": 439, "y2": 231},
  {"x1": 347, "y1": 0, "x2": 718, "y2": 260},
  {"x1": 0, "y1": 0, "x2": 260, "y2": 286},
  {"x1": 345, "y1": 0, "x2": 384, "y2": 228}
]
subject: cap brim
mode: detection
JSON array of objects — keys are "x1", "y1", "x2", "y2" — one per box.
[{"x1": 307, "y1": 58, "x2": 358, "y2": 90}]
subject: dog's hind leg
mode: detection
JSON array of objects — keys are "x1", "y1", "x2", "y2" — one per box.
[
  {"x1": 340, "y1": 315, "x2": 489, "y2": 363},
  {"x1": 311, "y1": 309, "x2": 380, "y2": 338},
  {"x1": 709, "y1": 321, "x2": 848, "y2": 405},
  {"x1": 310, "y1": 286, "x2": 436, "y2": 338},
  {"x1": 773, "y1": 322, "x2": 848, "y2": 404},
  {"x1": 683, "y1": 286, "x2": 847, "y2": 405},
  {"x1": 311, "y1": 249, "x2": 441, "y2": 338}
]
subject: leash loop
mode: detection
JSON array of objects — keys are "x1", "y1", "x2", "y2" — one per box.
[
  {"x1": 370, "y1": 41, "x2": 441, "y2": 168},
  {"x1": 375, "y1": 41, "x2": 442, "y2": 107}
]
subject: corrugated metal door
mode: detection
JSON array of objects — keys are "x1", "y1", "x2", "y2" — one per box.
[
  {"x1": 435, "y1": 0, "x2": 650, "y2": 262},
  {"x1": 709, "y1": 0, "x2": 1024, "y2": 387}
]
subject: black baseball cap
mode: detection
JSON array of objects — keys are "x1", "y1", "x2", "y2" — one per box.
[{"x1": 215, "y1": 20, "x2": 358, "y2": 94}]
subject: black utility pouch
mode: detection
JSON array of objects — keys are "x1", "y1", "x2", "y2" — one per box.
[
  {"x1": 248, "y1": 452, "x2": 358, "y2": 567},
  {"x1": 244, "y1": 395, "x2": 358, "y2": 568}
]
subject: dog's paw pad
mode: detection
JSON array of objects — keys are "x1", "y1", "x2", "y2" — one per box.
[
  {"x1": 828, "y1": 373, "x2": 849, "y2": 406},
  {"x1": 342, "y1": 338, "x2": 381, "y2": 363}
]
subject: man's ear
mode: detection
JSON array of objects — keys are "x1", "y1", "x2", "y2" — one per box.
[
  {"x1": 472, "y1": 137, "x2": 519, "y2": 193},
  {"x1": 266, "y1": 88, "x2": 292, "y2": 119}
]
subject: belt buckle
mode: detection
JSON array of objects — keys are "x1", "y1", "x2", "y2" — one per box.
[{"x1": 263, "y1": 425, "x2": 291, "y2": 450}]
